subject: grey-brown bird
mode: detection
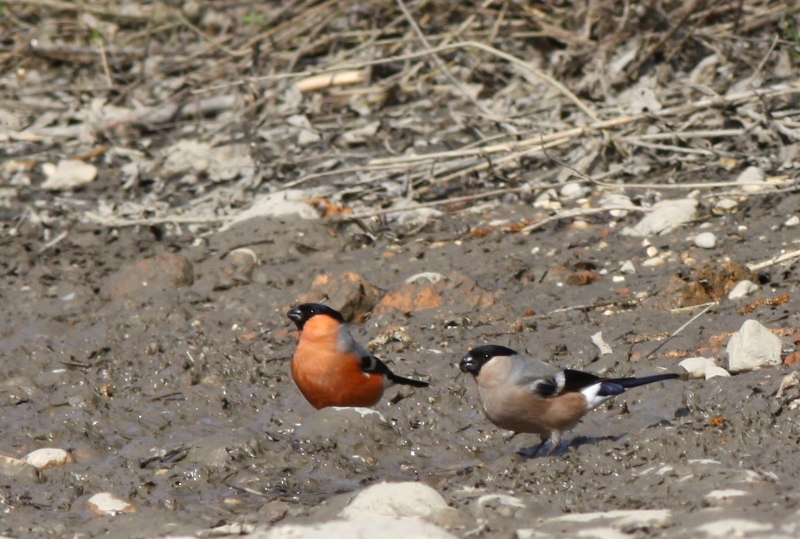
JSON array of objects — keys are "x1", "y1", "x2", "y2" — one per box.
[{"x1": 460, "y1": 344, "x2": 679, "y2": 456}]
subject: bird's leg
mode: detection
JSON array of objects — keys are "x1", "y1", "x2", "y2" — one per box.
[
  {"x1": 545, "y1": 430, "x2": 561, "y2": 456},
  {"x1": 521, "y1": 433, "x2": 549, "y2": 458}
]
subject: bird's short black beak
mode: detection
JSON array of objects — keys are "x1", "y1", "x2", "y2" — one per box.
[
  {"x1": 287, "y1": 307, "x2": 303, "y2": 327},
  {"x1": 459, "y1": 353, "x2": 478, "y2": 375}
]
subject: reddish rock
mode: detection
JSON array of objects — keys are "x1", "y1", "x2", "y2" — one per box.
[
  {"x1": 565, "y1": 270, "x2": 601, "y2": 286},
  {"x1": 296, "y1": 272, "x2": 382, "y2": 322},
  {"x1": 785, "y1": 351, "x2": 800, "y2": 367},
  {"x1": 373, "y1": 273, "x2": 493, "y2": 315},
  {"x1": 103, "y1": 252, "x2": 194, "y2": 301}
]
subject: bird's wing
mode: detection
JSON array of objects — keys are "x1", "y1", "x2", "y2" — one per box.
[
  {"x1": 509, "y1": 352, "x2": 604, "y2": 399},
  {"x1": 336, "y1": 325, "x2": 392, "y2": 375}
]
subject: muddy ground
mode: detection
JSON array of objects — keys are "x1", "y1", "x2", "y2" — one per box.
[
  {"x1": 2, "y1": 0, "x2": 800, "y2": 536},
  {"x1": 0, "y1": 186, "x2": 799, "y2": 538}
]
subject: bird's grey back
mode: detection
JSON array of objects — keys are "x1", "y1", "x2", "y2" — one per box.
[
  {"x1": 336, "y1": 324, "x2": 372, "y2": 361},
  {"x1": 506, "y1": 353, "x2": 561, "y2": 387}
]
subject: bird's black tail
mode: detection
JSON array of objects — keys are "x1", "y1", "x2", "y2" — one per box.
[
  {"x1": 599, "y1": 373, "x2": 679, "y2": 396},
  {"x1": 388, "y1": 372, "x2": 429, "y2": 388}
]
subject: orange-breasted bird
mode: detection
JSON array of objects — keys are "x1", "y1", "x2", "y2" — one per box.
[
  {"x1": 287, "y1": 303, "x2": 428, "y2": 409},
  {"x1": 460, "y1": 344, "x2": 679, "y2": 456}
]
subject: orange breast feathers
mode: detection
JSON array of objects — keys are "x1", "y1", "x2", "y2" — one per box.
[{"x1": 290, "y1": 315, "x2": 386, "y2": 409}]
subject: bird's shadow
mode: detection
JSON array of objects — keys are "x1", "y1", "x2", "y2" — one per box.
[{"x1": 516, "y1": 433, "x2": 625, "y2": 459}]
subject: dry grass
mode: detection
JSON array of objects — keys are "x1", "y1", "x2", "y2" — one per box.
[{"x1": 1, "y1": 0, "x2": 799, "y2": 227}]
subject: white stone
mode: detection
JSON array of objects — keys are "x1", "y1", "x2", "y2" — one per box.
[
  {"x1": 340, "y1": 482, "x2": 450, "y2": 521},
  {"x1": 25, "y1": 448, "x2": 74, "y2": 469},
  {"x1": 41, "y1": 160, "x2": 98, "y2": 190},
  {"x1": 591, "y1": 332, "x2": 613, "y2": 355},
  {"x1": 733, "y1": 470, "x2": 762, "y2": 483},
  {"x1": 599, "y1": 193, "x2": 635, "y2": 218},
  {"x1": 777, "y1": 372, "x2": 800, "y2": 398},
  {"x1": 298, "y1": 129, "x2": 321, "y2": 146},
  {"x1": 655, "y1": 466, "x2": 675, "y2": 476},
  {"x1": 612, "y1": 275, "x2": 625, "y2": 283},
  {"x1": 646, "y1": 246, "x2": 659, "y2": 258},
  {"x1": 696, "y1": 519, "x2": 772, "y2": 537},
  {"x1": 330, "y1": 407, "x2": 387, "y2": 421},
  {"x1": 694, "y1": 232, "x2": 717, "y2": 249},
  {"x1": 705, "y1": 366, "x2": 731, "y2": 380},
  {"x1": 641, "y1": 257, "x2": 665, "y2": 267},
  {"x1": 704, "y1": 489, "x2": 748, "y2": 500},
  {"x1": 405, "y1": 272, "x2": 444, "y2": 284},
  {"x1": 621, "y1": 199, "x2": 698, "y2": 237},
  {"x1": 785, "y1": 215, "x2": 800, "y2": 227},
  {"x1": 551, "y1": 509, "x2": 671, "y2": 527},
  {"x1": 619, "y1": 260, "x2": 636, "y2": 274},
  {"x1": 533, "y1": 189, "x2": 561, "y2": 210},
  {"x1": 253, "y1": 516, "x2": 457, "y2": 539},
  {"x1": 560, "y1": 182, "x2": 589, "y2": 200},
  {"x1": 678, "y1": 357, "x2": 717, "y2": 379},
  {"x1": 576, "y1": 528, "x2": 629, "y2": 539},
  {"x1": 87, "y1": 492, "x2": 137, "y2": 515},
  {"x1": 571, "y1": 219, "x2": 589, "y2": 230},
  {"x1": 714, "y1": 198, "x2": 738, "y2": 213},
  {"x1": 727, "y1": 280, "x2": 759, "y2": 300},
  {"x1": 735, "y1": 166, "x2": 768, "y2": 192},
  {"x1": 726, "y1": 319, "x2": 783, "y2": 373},
  {"x1": 476, "y1": 493, "x2": 526, "y2": 509}
]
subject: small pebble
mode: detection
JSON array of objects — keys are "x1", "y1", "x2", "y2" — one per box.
[
  {"x1": 735, "y1": 166, "x2": 767, "y2": 192},
  {"x1": 600, "y1": 193, "x2": 635, "y2": 217},
  {"x1": 705, "y1": 366, "x2": 732, "y2": 380},
  {"x1": 559, "y1": 182, "x2": 589, "y2": 200},
  {"x1": 570, "y1": 219, "x2": 589, "y2": 230},
  {"x1": 41, "y1": 160, "x2": 98, "y2": 190},
  {"x1": 619, "y1": 260, "x2": 636, "y2": 274},
  {"x1": 612, "y1": 275, "x2": 625, "y2": 283},
  {"x1": 727, "y1": 280, "x2": 758, "y2": 300},
  {"x1": 785, "y1": 215, "x2": 799, "y2": 227},
  {"x1": 591, "y1": 332, "x2": 613, "y2": 355},
  {"x1": 694, "y1": 232, "x2": 717, "y2": 249},
  {"x1": 25, "y1": 448, "x2": 74, "y2": 469},
  {"x1": 696, "y1": 519, "x2": 772, "y2": 537},
  {"x1": 714, "y1": 198, "x2": 738, "y2": 214},
  {"x1": 678, "y1": 357, "x2": 717, "y2": 379},
  {"x1": 705, "y1": 489, "x2": 748, "y2": 501},
  {"x1": 641, "y1": 257, "x2": 664, "y2": 267},
  {"x1": 228, "y1": 247, "x2": 259, "y2": 266},
  {"x1": 646, "y1": 246, "x2": 659, "y2": 258},
  {"x1": 533, "y1": 189, "x2": 558, "y2": 208},
  {"x1": 87, "y1": 492, "x2": 138, "y2": 516},
  {"x1": 621, "y1": 198, "x2": 698, "y2": 237},
  {"x1": 297, "y1": 129, "x2": 321, "y2": 146}
]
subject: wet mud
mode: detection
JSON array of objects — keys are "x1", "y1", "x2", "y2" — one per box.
[{"x1": 0, "y1": 192, "x2": 799, "y2": 538}]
